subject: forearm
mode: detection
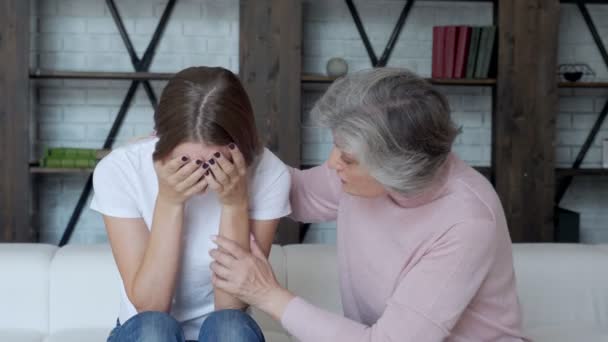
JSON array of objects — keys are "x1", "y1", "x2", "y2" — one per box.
[
  {"x1": 215, "y1": 203, "x2": 250, "y2": 310},
  {"x1": 130, "y1": 196, "x2": 184, "y2": 312}
]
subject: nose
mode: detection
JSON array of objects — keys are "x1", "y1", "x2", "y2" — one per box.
[{"x1": 327, "y1": 147, "x2": 342, "y2": 171}]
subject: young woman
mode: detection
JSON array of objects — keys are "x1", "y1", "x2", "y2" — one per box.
[
  {"x1": 90, "y1": 66, "x2": 290, "y2": 342},
  {"x1": 209, "y1": 68, "x2": 527, "y2": 341}
]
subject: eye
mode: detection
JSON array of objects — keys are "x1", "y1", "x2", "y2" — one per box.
[{"x1": 341, "y1": 155, "x2": 356, "y2": 165}]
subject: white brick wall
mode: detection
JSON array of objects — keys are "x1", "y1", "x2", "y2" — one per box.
[
  {"x1": 30, "y1": 0, "x2": 608, "y2": 245},
  {"x1": 30, "y1": 0, "x2": 239, "y2": 244}
]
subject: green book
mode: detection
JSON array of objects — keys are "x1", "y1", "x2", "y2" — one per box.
[
  {"x1": 40, "y1": 157, "x2": 97, "y2": 168},
  {"x1": 44, "y1": 147, "x2": 100, "y2": 160},
  {"x1": 466, "y1": 27, "x2": 482, "y2": 79},
  {"x1": 474, "y1": 27, "x2": 489, "y2": 78},
  {"x1": 480, "y1": 26, "x2": 496, "y2": 78},
  {"x1": 474, "y1": 26, "x2": 497, "y2": 79}
]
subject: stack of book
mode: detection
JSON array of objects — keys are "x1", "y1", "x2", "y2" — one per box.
[
  {"x1": 39, "y1": 147, "x2": 111, "y2": 168},
  {"x1": 432, "y1": 25, "x2": 497, "y2": 79}
]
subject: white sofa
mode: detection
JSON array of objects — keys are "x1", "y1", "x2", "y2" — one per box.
[{"x1": 1, "y1": 243, "x2": 607, "y2": 342}]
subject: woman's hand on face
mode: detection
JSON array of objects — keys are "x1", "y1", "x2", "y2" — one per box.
[
  {"x1": 154, "y1": 155, "x2": 208, "y2": 205},
  {"x1": 205, "y1": 144, "x2": 249, "y2": 208},
  {"x1": 209, "y1": 235, "x2": 291, "y2": 312}
]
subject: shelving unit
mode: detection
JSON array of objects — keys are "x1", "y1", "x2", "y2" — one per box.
[{"x1": 2, "y1": 0, "x2": 606, "y2": 243}]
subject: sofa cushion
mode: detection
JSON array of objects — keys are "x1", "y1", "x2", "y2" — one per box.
[
  {"x1": 0, "y1": 243, "x2": 57, "y2": 333},
  {"x1": 283, "y1": 244, "x2": 342, "y2": 315},
  {"x1": 263, "y1": 330, "x2": 292, "y2": 342},
  {"x1": 513, "y1": 243, "x2": 608, "y2": 331},
  {"x1": 526, "y1": 325, "x2": 608, "y2": 342},
  {"x1": 43, "y1": 328, "x2": 112, "y2": 342},
  {"x1": 0, "y1": 330, "x2": 44, "y2": 342},
  {"x1": 49, "y1": 244, "x2": 121, "y2": 334}
]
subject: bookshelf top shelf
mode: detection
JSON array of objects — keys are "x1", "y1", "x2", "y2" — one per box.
[
  {"x1": 559, "y1": 81, "x2": 608, "y2": 88},
  {"x1": 302, "y1": 74, "x2": 497, "y2": 86},
  {"x1": 30, "y1": 70, "x2": 174, "y2": 81}
]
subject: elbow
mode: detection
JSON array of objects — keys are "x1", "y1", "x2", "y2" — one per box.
[{"x1": 127, "y1": 285, "x2": 172, "y2": 313}]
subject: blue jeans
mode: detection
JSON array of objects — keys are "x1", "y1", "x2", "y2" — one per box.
[{"x1": 107, "y1": 310, "x2": 265, "y2": 342}]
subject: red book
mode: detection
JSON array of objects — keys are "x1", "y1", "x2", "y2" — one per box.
[
  {"x1": 444, "y1": 26, "x2": 458, "y2": 78},
  {"x1": 432, "y1": 26, "x2": 446, "y2": 78},
  {"x1": 454, "y1": 26, "x2": 472, "y2": 78}
]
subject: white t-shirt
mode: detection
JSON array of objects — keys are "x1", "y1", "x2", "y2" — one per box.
[{"x1": 89, "y1": 137, "x2": 291, "y2": 339}]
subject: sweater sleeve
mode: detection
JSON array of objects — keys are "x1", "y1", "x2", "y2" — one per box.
[
  {"x1": 281, "y1": 219, "x2": 498, "y2": 342},
  {"x1": 288, "y1": 162, "x2": 342, "y2": 223}
]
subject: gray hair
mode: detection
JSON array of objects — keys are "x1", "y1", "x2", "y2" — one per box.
[{"x1": 313, "y1": 68, "x2": 460, "y2": 195}]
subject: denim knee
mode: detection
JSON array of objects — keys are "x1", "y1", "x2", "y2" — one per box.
[
  {"x1": 109, "y1": 311, "x2": 185, "y2": 342},
  {"x1": 198, "y1": 309, "x2": 265, "y2": 342}
]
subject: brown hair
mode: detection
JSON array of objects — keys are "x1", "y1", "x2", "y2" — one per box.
[{"x1": 152, "y1": 66, "x2": 260, "y2": 165}]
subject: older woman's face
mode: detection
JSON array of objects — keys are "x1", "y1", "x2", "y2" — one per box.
[{"x1": 327, "y1": 147, "x2": 387, "y2": 198}]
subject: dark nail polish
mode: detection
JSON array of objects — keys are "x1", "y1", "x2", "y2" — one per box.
[
  {"x1": 214, "y1": 152, "x2": 221, "y2": 158},
  {"x1": 181, "y1": 156, "x2": 188, "y2": 162},
  {"x1": 203, "y1": 163, "x2": 209, "y2": 169},
  {"x1": 196, "y1": 159, "x2": 202, "y2": 165},
  {"x1": 228, "y1": 143, "x2": 236, "y2": 150},
  {"x1": 205, "y1": 170, "x2": 210, "y2": 176},
  {"x1": 209, "y1": 159, "x2": 216, "y2": 165}
]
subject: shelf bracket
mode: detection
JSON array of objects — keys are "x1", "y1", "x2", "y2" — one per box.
[
  {"x1": 344, "y1": 0, "x2": 415, "y2": 67},
  {"x1": 58, "y1": 0, "x2": 177, "y2": 246},
  {"x1": 556, "y1": 0, "x2": 608, "y2": 204}
]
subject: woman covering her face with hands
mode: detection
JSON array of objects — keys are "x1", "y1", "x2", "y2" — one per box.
[
  {"x1": 209, "y1": 68, "x2": 527, "y2": 342},
  {"x1": 90, "y1": 66, "x2": 291, "y2": 342}
]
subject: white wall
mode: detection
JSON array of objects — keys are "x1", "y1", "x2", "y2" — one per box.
[{"x1": 30, "y1": 0, "x2": 608, "y2": 244}]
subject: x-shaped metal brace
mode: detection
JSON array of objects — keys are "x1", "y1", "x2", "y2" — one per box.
[
  {"x1": 344, "y1": 0, "x2": 416, "y2": 67},
  {"x1": 59, "y1": 0, "x2": 177, "y2": 246},
  {"x1": 556, "y1": 0, "x2": 608, "y2": 204}
]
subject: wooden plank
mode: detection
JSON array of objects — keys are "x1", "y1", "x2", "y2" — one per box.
[
  {"x1": 0, "y1": 0, "x2": 31, "y2": 242},
  {"x1": 30, "y1": 167, "x2": 94, "y2": 174},
  {"x1": 494, "y1": 0, "x2": 559, "y2": 242},
  {"x1": 302, "y1": 74, "x2": 497, "y2": 86},
  {"x1": 239, "y1": 0, "x2": 302, "y2": 245},
  {"x1": 30, "y1": 70, "x2": 174, "y2": 80},
  {"x1": 558, "y1": 82, "x2": 608, "y2": 88},
  {"x1": 556, "y1": 168, "x2": 608, "y2": 177}
]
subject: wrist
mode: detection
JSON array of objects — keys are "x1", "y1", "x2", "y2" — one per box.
[
  {"x1": 258, "y1": 286, "x2": 295, "y2": 322},
  {"x1": 222, "y1": 200, "x2": 249, "y2": 213},
  {"x1": 156, "y1": 194, "x2": 185, "y2": 209}
]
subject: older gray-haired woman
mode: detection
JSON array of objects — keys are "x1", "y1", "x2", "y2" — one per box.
[{"x1": 209, "y1": 68, "x2": 527, "y2": 341}]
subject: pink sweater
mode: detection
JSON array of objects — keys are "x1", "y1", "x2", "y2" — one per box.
[{"x1": 281, "y1": 153, "x2": 526, "y2": 341}]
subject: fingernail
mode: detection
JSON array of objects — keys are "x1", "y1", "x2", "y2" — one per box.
[
  {"x1": 228, "y1": 143, "x2": 236, "y2": 150},
  {"x1": 203, "y1": 163, "x2": 209, "y2": 169},
  {"x1": 214, "y1": 152, "x2": 221, "y2": 158},
  {"x1": 181, "y1": 156, "x2": 188, "y2": 162},
  {"x1": 196, "y1": 159, "x2": 202, "y2": 165},
  {"x1": 205, "y1": 170, "x2": 210, "y2": 176},
  {"x1": 209, "y1": 159, "x2": 216, "y2": 165}
]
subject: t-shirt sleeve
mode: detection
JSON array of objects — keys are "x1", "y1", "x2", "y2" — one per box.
[
  {"x1": 248, "y1": 156, "x2": 292, "y2": 221},
  {"x1": 89, "y1": 151, "x2": 141, "y2": 218},
  {"x1": 288, "y1": 162, "x2": 342, "y2": 223}
]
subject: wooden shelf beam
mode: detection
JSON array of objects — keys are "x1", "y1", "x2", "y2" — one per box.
[{"x1": 30, "y1": 70, "x2": 174, "y2": 81}]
